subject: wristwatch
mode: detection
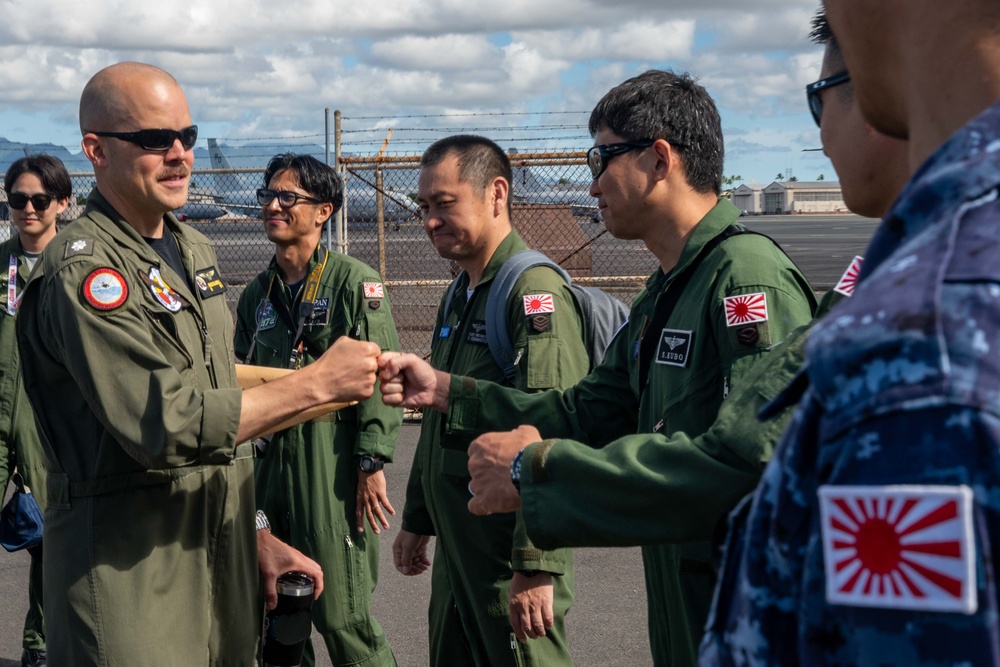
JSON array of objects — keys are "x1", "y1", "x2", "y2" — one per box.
[
  {"x1": 510, "y1": 448, "x2": 526, "y2": 491},
  {"x1": 357, "y1": 454, "x2": 385, "y2": 473},
  {"x1": 255, "y1": 510, "x2": 271, "y2": 532}
]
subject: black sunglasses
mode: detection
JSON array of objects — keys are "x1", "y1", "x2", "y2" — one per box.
[
  {"x1": 256, "y1": 188, "x2": 324, "y2": 209},
  {"x1": 8, "y1": 192, "x2": 54, "y2": 211},
  {"x1": 806, "y1": 72, "x2": 851, "y2": 127},
  {"x1": 89, "y1": 125, "x2": 198, "y2": 151},
  {"x1": 587, "y1": 140, "x2": 658, "y2": 179}
]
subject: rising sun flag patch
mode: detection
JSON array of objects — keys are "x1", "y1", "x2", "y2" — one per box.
[
  {"x1": 834, "y1": 256, "x2": 864, "y2": 296},
  {"x1": 723, "y1": 292, "x2": 768, "y2": 327},
  {"x1": 818, "y1": 485, "x2": 976, "y2": 614},
  {"x1": 523, "y1": 294, "x2": 555, "y2": 315}
]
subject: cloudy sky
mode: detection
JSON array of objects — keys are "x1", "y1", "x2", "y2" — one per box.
[{"x1": 0, "y1": 0, "x2": 832, "y2": 185}]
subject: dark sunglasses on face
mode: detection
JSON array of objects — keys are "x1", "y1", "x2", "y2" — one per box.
[
  {"x1": 8, "y1": 192, "x2": 54, "y2": 211},
  {"x1": 89, "y1": 125, "x2": 199, "y2": 151},
  {"x1": 806, "y1": 71, "x2": 851, "y2": 127},
  {"x1": 256, "y1": 188, "x2": 324, "y2": 208},
  {"x1": 587, "y1": 139, "x2": 659, "y2": 179}
]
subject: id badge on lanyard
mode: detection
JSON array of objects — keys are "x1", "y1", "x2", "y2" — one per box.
[{"x1": 7, "y1": 255, "x2": 19, "y2": 316}]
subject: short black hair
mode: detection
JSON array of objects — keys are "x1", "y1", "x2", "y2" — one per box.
[
  {"x1": 263, "y1": 153, "x2": 344, "y2": 220},
  {"x1": 589, "y1": 70, "x2": 724, "y2": 195},
  {"x1": 420, "y1": 135, "x2": 513, "y2": 215},
  {"x1": 4, "y1": 154, "x2": 72, "y2": 200}
]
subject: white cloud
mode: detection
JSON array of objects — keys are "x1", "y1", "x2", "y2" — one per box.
[{"x1": 513, "y1": 20, "x2": 695, "y2": 63}]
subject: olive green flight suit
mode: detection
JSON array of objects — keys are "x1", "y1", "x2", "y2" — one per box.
[
  {"x1": 16, "y1": 191, "x2": 255, "y2": 667},
  {"x1": 234, "y1": 244, "x2": 402, "y2": 667},
  {"x1": 0, "y1": 236, "x2": 47, "y2": 652},
  {"x1": 441, "y1": 200, "x2": 818, "y2": 667},
  {"x1": 402, "y1": 231, "x2": 589, "y2": 667}
]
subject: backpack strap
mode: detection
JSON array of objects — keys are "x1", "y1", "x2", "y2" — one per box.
[
  {"x1": 486, "y1": 250, "x2": 570, "y2": 383},
  {"x1": 637, "y1": 225, "x2": 750, "y2": 399}
]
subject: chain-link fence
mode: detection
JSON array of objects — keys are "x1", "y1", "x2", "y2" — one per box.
[{"x1": 3, "y1": 152, "x2": 652, "y2": 359}]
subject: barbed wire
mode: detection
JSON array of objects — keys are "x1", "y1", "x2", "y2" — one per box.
[{"x1": 343, "y1": 110, "x2": 590, "y2": 120}]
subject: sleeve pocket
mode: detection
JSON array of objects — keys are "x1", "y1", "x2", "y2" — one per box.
[{"x1": 524, "y1": 336, "x2": 560, "y2": 390}]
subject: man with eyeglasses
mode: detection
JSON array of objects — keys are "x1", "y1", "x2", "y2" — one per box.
[
  {"x1": 702, "y1": 0, "x2": 1000, "y2": 662},
  {"x1": 15, "y1": 62, "x2": 383, "y2": 666},
  {"x1": 379, "y1": 70, "x2": 817, "y2": 667},
  {"x1": 1, "y1": 154, "x2": 72, "y2": 667},
  {"x1": 234, "y1": 153, "x2": 401, "y2": 667}
]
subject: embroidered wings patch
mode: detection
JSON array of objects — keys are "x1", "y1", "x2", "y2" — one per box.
[{"x1": 818, "y1": 484, "x2": 976, "y2": 614}]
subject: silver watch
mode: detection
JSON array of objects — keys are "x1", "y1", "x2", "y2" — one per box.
[{"x1": 255, "y1": 509, "x2": 271, "y2": 532}]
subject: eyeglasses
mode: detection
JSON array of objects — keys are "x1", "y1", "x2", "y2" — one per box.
[
  {"x1": 8, "y1": 192, "x2": 54, "y2": 211},
  {"x1": 806, "y1": 72, "x2": 851, "y2": 127},
  {"x1": 89, "y1": 125, "x2": 199, "y2": 151},
  {"x1": 586, "y1": 140, "x2": 658, "y2": 179},
  {"x1": 256, "y1": 188, "x2": 324, "y2": 208}
]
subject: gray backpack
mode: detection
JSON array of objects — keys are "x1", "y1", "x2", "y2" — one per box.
[{"x1": 444, "y1": 250, "x2": 630, "y2": 383}]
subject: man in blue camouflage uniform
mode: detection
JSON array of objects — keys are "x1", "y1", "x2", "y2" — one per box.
[{"x1": 701, "y1": 2, "x2": 1000, "y2": 663}]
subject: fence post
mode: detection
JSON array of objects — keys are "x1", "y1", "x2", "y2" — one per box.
[
  {"x1": 334, "y1": 110, "x2": 348, "y2": 255},
  {"x1": 376, "y1": 167, "x2": 387, "y2": 280},
  {"x1": 325, "y1": 107, "x2": 333, "y2": 252}
]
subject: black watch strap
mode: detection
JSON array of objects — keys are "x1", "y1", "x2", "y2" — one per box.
[{"x1": 357, "y1": 454, "x2": 385, "y2": 473}]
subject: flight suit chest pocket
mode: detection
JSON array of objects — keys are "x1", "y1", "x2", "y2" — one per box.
[{"x1": 142, "y1": 304, "x2": 196, "y2": 369}]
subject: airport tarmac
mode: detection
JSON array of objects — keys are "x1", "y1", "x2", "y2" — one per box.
[{"x1": 0, "y1": 213, "x2": 879, "y2": 666}]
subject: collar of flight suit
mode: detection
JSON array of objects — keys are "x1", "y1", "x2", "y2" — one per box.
[{"x1": 454, "y1": 229, "x2": 529, "y2": 294}]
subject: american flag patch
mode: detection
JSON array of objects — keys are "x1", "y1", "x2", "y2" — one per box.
[
  {"x1": 523, "y1": 294, "x2": 555, "y2": 315},
  {"x1": 833, "y1": 256, "x2": 864, "y2": 296},
  {"x1": 723, "y1": 292, "x2": 767, "y2": 327},
  {"x1": 818, "y1": 485, "x2": 976, "y2": 614},
  {"x1": 363, "y1": 282, "x2": 384, "y2": 298}
]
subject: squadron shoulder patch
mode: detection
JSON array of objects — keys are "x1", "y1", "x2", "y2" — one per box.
[
  {"x1": 818, "y1": 484, "x2": 976, "y2": 615},
  {"x1": 363, "y1": 282, "x2": 384, "y2": 299},
  {"x1": 256, "y1": 299, "x2": 277, "y2": 330},
  {"x1": 833, "y1": 256, "x2": 864, "y2": 297},
  {"x1": 82, "y1": 268, "x2": 128, "y2": 311},
  {"x1": 140, "y1": 266, "x2": 188, "y2": 313},
  {"x1": 64, "y1": 238, "x2": 95, "y2": 259},
  {"x1": 523, "y1": 294, "x2": 555, "y2": 315}
]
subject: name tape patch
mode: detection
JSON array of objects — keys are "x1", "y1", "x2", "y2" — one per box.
[
  {"x1": 655, "y1": 328, "x2": 692, "y2": 367},
  {"x1": 818, "y1": 484, "x2": 976, "y2": 614}
]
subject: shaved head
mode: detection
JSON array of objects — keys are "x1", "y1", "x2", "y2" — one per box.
[{"x1": 79, "y1": 62, "x2": 182, "y2": 133}]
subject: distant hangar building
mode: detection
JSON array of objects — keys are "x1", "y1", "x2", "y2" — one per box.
[{"x1": 730, "y1": 180, "x2": 847, "y2": 214}]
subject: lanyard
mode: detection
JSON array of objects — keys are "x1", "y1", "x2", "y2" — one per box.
[
  {"x1": 245, "y1": 249, "x2": 330, "y2": 368},
  {"x1": 7, "y1": 255, "x2": 19, "y2": 316}
]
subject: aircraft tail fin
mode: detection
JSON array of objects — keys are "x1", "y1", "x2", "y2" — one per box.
[{"x1": 207, "y1": 138, "x2": 236, "y2": 194}]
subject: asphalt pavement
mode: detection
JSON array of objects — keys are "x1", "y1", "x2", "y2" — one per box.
[{"x1": 0, "y1": 422, "x2": 652, "y2": 667}]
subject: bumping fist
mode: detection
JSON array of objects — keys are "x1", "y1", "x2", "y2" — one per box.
[{"x1": 317, "y1": 337, "x2": 381, "y2": 404}]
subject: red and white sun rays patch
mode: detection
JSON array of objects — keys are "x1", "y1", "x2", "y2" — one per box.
[
  {"x1": 363, "y1": 282, "x2": 384, "y2": 298},
  {"x1": 523, "y1": 294, "x2": 555, "y2": 315},
  {"x1": 723, "y1": 292, "x2": 768, "y2": 327},
  {"x1": 818, "y1": 485, "x2": 976, "y2": 614},
  {"x1": 833, "y1": 256, "x2": 864, "y2": 296}
]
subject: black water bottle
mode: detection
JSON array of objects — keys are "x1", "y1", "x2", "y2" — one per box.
[{"x1": 262, "y1": 572, "x2": 315, "y2": 667}]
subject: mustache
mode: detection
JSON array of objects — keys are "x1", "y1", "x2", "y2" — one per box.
[{"x1": 158, "y1": 168, "x2": 190, "y2": 180}]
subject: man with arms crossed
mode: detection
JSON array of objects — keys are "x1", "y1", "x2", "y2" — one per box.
[
  {"x1": 396, "y1": 134, "x2": 589, "y2": 666},
  {"x1": 16, "y1": 62, "x2": 379, "y2": 666},
  {"x1": 381, "y1": 72, "x2": 817, "y2": 667},
  {"x1": 235, "y1": 153, "x2": 401, "y2": 667}
]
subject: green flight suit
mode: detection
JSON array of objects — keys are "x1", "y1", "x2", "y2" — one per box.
[
  {"x1": 234, "y1": 244, "x2": 402, "y2": 667},
  {"x1": 403, "y1": 231, "x2": 589, "y2": 667},
  {"x1": 16, "y1": 191, "x2": 255, "y2": 667},
  {"x1": 442, "y1": 200, "x2": 818, "y2": 667},
  {"x1": 515, "y1": 288, "x2": 844, "y2": 545},
  {"x1": 0, "y1": 236, "x2": 47, "y2": 652}
]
